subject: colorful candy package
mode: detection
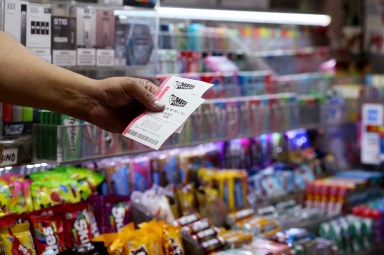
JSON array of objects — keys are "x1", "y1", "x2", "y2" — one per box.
[
  {"x1": 104, "y1": 195, "x2": 130, "y2": 233},
  {"x1": 31, "y1": 180, "x2": 80, "y2": 210},
  {"x1": 29, "y1": 214, "x2": 66, "y2": 254},
  {"x1": 62, "y1": 203, "x2": 98, "y2": 248},
  {"x1": 0, "y1": 222, "x2": 37, "y2": 255}
]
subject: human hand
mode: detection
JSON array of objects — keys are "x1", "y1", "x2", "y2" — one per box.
[{"x1": 87, "y1": 77, "x2": 165, "y2": 133}]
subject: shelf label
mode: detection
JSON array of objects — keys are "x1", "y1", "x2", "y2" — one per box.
[
  {"x1": 77, "y1": 48, "x2": 96, "y2": 66},
  {"x1": 0, "y1": 148, "x2": 18, "y2": 167},
  {"x1": 53, "y1": 50, "x2": 76, "y2": 66},
  {"x1": 96, "y1": 49, "x2": 115, "y2": 67},
  {"x1": 29, "y1": 48, "x2": 52, "y2": 63}
]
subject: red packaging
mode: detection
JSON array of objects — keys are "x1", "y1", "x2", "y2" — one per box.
[
  {"x1": 29, "y1": 214, "x2": 66, "y2": 254},
  {"x1": 0, "y1": 213, "x2": 28, "y2": 231},
  {"x1": 61, "y1": 203, "x2": 96, "y2": 248},
  {"x1": 201, "y1": 73, "x2": 225, "y2": 99}
]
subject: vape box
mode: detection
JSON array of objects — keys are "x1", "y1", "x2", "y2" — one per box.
[
  {"x1": 71, "y1": 6, "x2": 96, "y2": 48},
  {"x1": 96, "y1": 9, "x2": 115, "y2": 48},
  {"x1": 125, "y1": 23, "x2": 154, "y2": 65},
  {"x1": 52, "y1": 16, "x2": 77, "y2": 66},
  {"x1": 3, "y1": 0, "x2": 29, "y2": 45},
  {"x1": 52, "y1": 16, "x2": 76, "y2": 50},
  {"x1": 27, "y1": 3, "x2": 51, "y2": 62},
  {"x1": 114, "y1": 22, "x2": 128, "y2": 66}
]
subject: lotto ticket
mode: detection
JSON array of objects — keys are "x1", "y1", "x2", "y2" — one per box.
[{"x1": 123, "y1": 76, "x2": 213, "y2": 150}]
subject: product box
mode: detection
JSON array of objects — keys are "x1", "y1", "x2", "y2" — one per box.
[
  {"x1": 27, "y1": 3, "x2": 52, "y2": 62},
  {"x1": 125, "y1": 22, "x2": 154, "y2": 66},
  {"x1": 82, "y1": 123, "x2": 102, "y2": 158},
  {"x1": 61, "y1": 116, "x2": 82, "y2": 161},
  {"x1": 72, "y1": 6, "x2": 96, "y2": 48},
  {"x1": 52, "y1": 16, "x2": 76, "y2": 66},
  {"x1": 3, "y1": 0, "x2": 29, "y2": 45},
  {"x1": 114, "y1": 21, "x2": 128, "y2": 66},
  {"x1": 96, "y1": 9, "x2": 115, "y2": 48}
]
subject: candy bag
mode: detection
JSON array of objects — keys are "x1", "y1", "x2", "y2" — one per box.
[
  {"x1": 104, "y1": 195, "x2": 130, "y2": 233},
  {"x1": 124, "y1": 229, "x2": 154, "y2": 255},
  {"x1": 163, "y1": 225, "x2": 184, "y2": 255},
  {"x1": 62, "y1": 203, "x2": 96, "y2": 248},
  {"x1": 139, "y1": 220, "x2": 165, "y2": 255},
  {"x1": 0, "y1": 178, "x2": 12, "y2": 213},
  {"x1": 31, "y1": 180, "x2": 79, "y2": 210},
  {"x1": 1, "y1": 222, "x2": 36, "y2": 255},
  {"x1": 29, "y1": 214, "x2": 66, "y2": 255}
]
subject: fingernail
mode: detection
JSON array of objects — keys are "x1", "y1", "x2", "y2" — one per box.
[{"x1": 154, "y1": 100, "x2": 165, "y2": 109}]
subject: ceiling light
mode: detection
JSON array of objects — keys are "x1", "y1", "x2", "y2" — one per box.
[{"x1": 158, "y1": 7, "x2": 331, "y2": 26}]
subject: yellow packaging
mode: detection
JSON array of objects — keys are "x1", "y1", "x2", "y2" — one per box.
[
  {"x1": 1, "y1": 223, "x2": 36, "y2": 255},
  {"x1": 238, "y1": 217, "x2": 279, "y2": 237},
  {"x1": 176, "y1": 184, "x2": 196, "y2": 216},
  {"x1": 124, "y1": 229, "x2": 155, "y2": 255},
  {"x1": 163, "y1": 225, "x2": 184, "y2": 255},
  {"x1": 93, "y1": 233, "x2": 118, "y2": 254},
  {"x1": 139, "y1": 220, "x2": 165, "y2": 255}
]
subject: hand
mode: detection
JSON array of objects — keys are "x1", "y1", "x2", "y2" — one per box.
[{"x1": 87, "y1": 77, "x2": 165, "y2": 133}]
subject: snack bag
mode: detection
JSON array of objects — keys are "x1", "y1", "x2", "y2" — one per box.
[
  {"x1": 163, "y1": 225, "x2": 185, "y2": 255},
  {"x1": 139, "y1": 220, "x2": 165, "y2": 255},
  {"x1": 104, "y1": 195, "x2": 130, "y2": 233},
  {"x1": 176, "y1": 184, "x2": 196, "y2": 216},
  {"x1": 29, "y1": 214, "x2": 66, "y2": 255},
  {"x1": 1, "y1": 222, "x2": 36, "y2": 255},
  {"x1": 0, "y1": 178, "x2": 12, "y2": 213},
  {"x1": 92, "y1": 233, "x2": 118, "y2": 254},
  {"x1": 31, "y1": 180, "x2": 79, "y2": 210},
  {"x1": 62, "y1": 203, "x2": 96, "y2": 248},
  {"x1": 124, "y1": 229, "x2": 155, "y2": 255}
]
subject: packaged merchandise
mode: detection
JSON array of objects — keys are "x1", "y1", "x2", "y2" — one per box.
[
  {"x1": 163, "y1": 224, "x2": 184, "y2": 255},
  {"x1": 29, "y1": 214, "x2": 66, "y2": 255},
  {"x1": 0, "y1": 222, "x2": 36, "y2": 255},
  {"x1": 218, "y1": 229, "x2": 253, "y2": 248},
  {"x1": 62, "y1": 203, "x2": 98, "y2": 248},
  {"x1": 103, "y1": 195, "x2": 130, "y2": 233}
]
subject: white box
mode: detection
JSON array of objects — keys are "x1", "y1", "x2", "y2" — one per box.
[
  {"x1": 71, "y1": 6, "x2": 96, "y2": 48},
  {"x1": 3, "y1": 0, "x2": 29, "y2": 45},
  {"x1": 25, "y1": 3, "x2": 51, "y2": 62}
]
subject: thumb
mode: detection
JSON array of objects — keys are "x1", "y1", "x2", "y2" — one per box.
[{"x1": 131, "y1": 79, "x2": 165, "y2": 111}]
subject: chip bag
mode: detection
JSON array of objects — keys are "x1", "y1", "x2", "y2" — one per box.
[
  {"x1": 1, "y1": 222, "x2": 36, "y2": 255},
  {"x1": 29, "y1": 214, "x2": 66, "y2": 255}
]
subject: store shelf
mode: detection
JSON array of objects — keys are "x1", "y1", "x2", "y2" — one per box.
[
  {"x1": 65, "y1": 65, "x2": 157, "y2": 78},
  {"x1": 249, "y1": 47, "x2": 330, "y2": 58}
]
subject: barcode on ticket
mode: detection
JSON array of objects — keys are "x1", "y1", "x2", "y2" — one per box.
[{"x1": 127, "y1": 130, "x2": 159, "y2": 145}]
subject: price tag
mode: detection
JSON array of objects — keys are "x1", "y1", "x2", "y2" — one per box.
[
  {"x1": 53, "y1": 50, "x2": 76, "y2": 66},
  {"x1": 77, "y1": 48, "x2": 96, "y2": 66}
]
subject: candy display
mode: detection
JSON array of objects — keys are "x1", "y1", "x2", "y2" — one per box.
[{"x1": 0, "y1": 167, "x2": 103, "y2": 215}]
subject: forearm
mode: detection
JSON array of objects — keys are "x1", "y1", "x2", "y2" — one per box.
[{"x1": 0, "y1": 31, "x2": 96, "y2": 121}]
